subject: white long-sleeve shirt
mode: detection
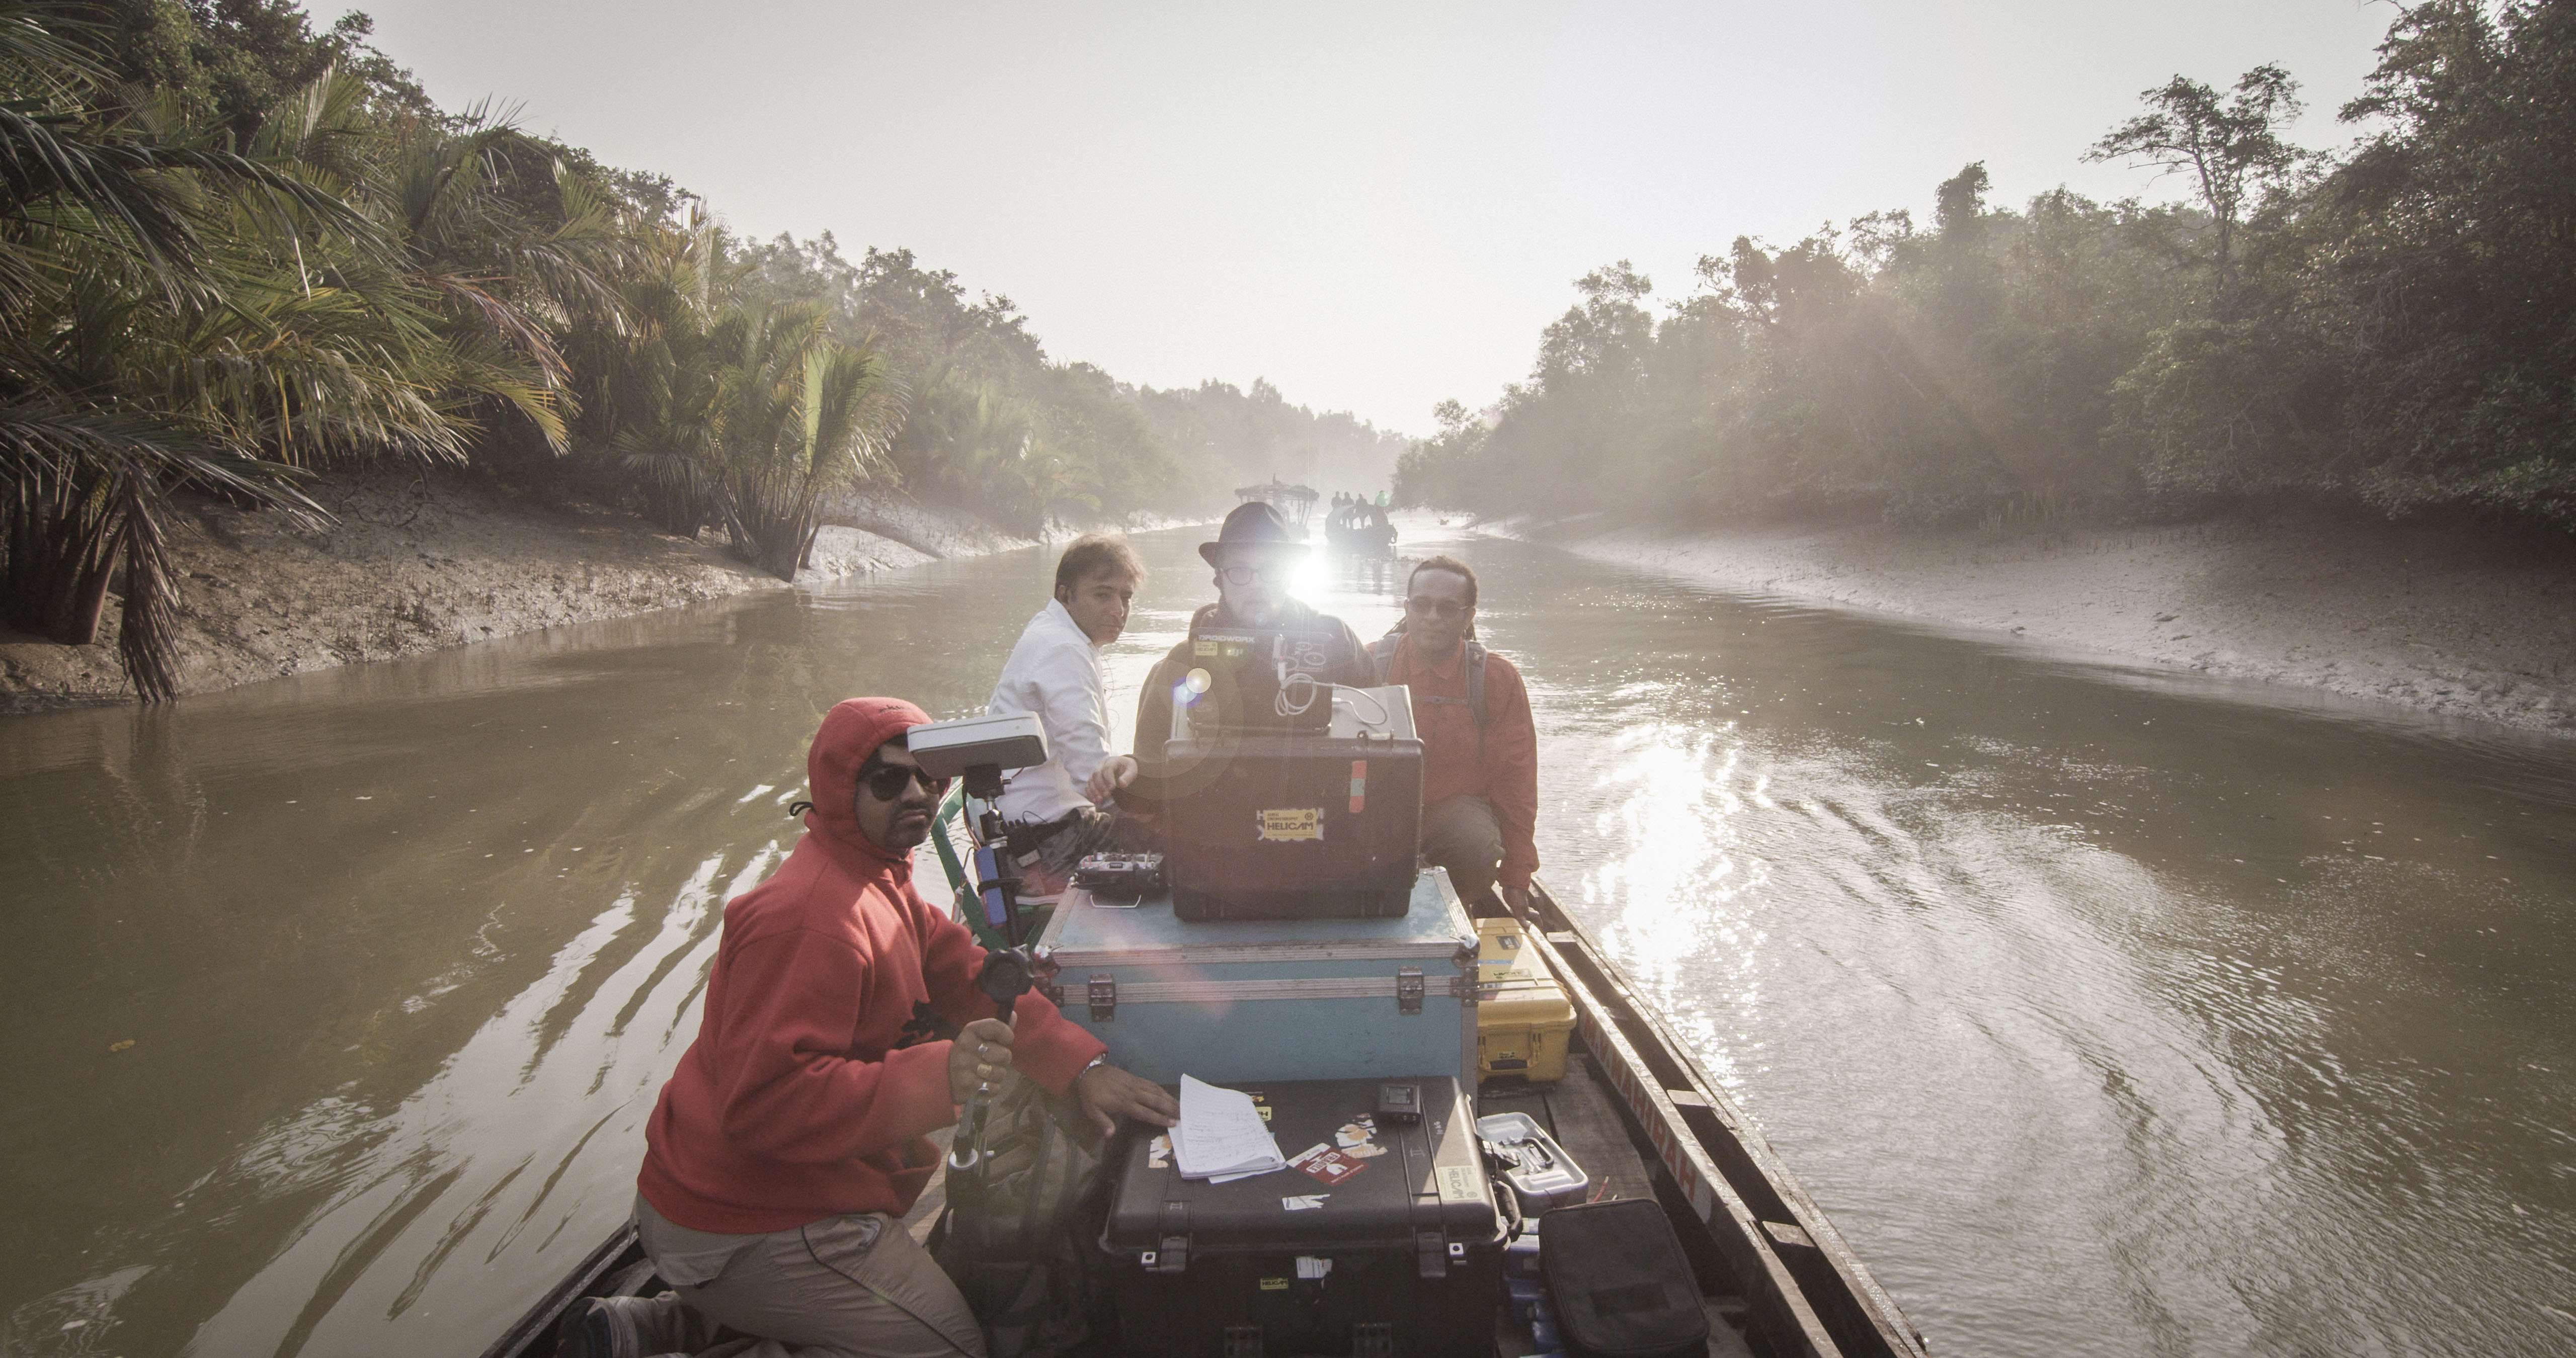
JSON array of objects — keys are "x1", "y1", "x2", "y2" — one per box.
[{"x1": 986, "y1": 599, "x2": 1111, "y2": 826}]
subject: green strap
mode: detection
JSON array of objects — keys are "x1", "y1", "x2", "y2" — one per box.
[
  {"x1": 1373, "y1": 633, "x2": 1489, "y2": 729},
  {"x1": 931, "y1": 783, "x2": 973, "y2": 905},
  {"x1": 1466, "y1": 640, "x2": 1487, "y2": 730}
]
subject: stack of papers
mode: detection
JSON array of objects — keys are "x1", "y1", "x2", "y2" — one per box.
[{"x1": 1170, "y1": 1075, "x2": 1286, "y2": 1182}]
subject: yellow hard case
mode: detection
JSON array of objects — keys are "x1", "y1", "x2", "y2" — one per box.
[{"x1": 1474, "y1": 917, "x2": 1575, "y2": 1082}]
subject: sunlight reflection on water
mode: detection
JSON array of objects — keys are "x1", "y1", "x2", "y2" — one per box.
[{"x1": 1577, "y1": 721, "x2": 1775, "y2": 1096}]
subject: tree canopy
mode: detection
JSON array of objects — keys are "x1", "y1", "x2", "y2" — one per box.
[
  {"x1": 1398, "y1": 1, "x2": 2576, "y2": 538},
  {"x1": 2, "y1": 0, "x2": 1405, "y2": 697}
]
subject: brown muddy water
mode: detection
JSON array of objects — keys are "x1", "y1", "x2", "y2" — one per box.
[{"x1": 3, "y1": 520, "x2": 2571, "y2": 1358}]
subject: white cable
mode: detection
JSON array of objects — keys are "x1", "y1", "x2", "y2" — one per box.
[
  {"x1": 1276, "y1": 667, "x2": 1318, "y2": 716},
  {"x1": 1338, "y1": 683, "x2": 1391, "y2": 729}
]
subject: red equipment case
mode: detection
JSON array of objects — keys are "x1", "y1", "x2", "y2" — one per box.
[{"x1": 1160, "y1": 686, "x2": 1422, "y2": 921}]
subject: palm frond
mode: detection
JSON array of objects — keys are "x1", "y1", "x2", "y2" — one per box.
[
  {"x1": 0, "y1": 2, "x2": 110, "y2": 99},
  {"x1": 0, "y1": 401, "x2": 326, "y2": 517}
]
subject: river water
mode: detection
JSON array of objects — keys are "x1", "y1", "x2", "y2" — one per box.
[{"x1": 3, "y1": 520, "x2": 2570, "y2": 1358}]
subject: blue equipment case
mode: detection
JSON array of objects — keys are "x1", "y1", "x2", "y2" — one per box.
[{"x1": 1034, "y1": 868, "x2": 1478, "y2": 1085}]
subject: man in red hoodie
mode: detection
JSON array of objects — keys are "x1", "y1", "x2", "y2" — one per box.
[{"x1": 572, "y1": 697, "x2": 1176, "y2": 1358}]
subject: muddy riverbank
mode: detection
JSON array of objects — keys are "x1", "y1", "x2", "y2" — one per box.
[
  {"x1": 1486, "y1": 511, "x2": 2576, "y2": 735},
  {"x1": 0, "y1": 472, "x2": 1038, "y2": 713}
]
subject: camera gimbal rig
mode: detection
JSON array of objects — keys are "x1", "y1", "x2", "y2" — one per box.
[{"x1": 906, "y1": 715, "x2": 1059, "y2": 1177}]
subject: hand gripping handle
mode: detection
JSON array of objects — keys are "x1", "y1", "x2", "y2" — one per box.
[{"x1": 947, "y1": 1086, "x2": 994, "y2": 1172}]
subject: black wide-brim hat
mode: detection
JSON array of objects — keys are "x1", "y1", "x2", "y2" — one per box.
[{"x1": 1198, "y1": 501, "x2": 1312, "y2": 566}]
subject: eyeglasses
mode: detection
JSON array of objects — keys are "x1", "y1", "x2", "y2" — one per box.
[
  {"x1": 861, "y1": 762, "x2": 949, "y2": 801},
  {"x1": 1404, "y1": 597, "x2": 1470, "y2": 619},
  {"x1": 1220, "y1": 565, "x2": 1293, "y2": 585}
]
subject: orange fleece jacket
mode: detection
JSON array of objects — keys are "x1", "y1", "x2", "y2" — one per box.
[{"x1": 1385, "y1": 634, "x2": 1540, "y2": 891}]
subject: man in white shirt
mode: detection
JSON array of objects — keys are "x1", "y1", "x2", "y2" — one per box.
[{"x1": 986, "y1": 534, "x2": 1150, "y2": 893}]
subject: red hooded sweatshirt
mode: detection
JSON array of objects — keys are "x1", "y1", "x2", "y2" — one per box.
[{"x1": 637, "y1": 696, "x2": 1105, "y2": 1234}]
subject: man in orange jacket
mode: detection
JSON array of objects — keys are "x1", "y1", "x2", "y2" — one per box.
[
  {"x1": 1373, "y1": 556, "x2": 1540, "y2": 919},
  {"x1": 570, "y1": 697, "x2": 1176, "y2": 1358}
]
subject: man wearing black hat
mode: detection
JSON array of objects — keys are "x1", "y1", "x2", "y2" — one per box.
[{"x1": 1120, "y1": 501, "x2": 1375, "y2": 773}]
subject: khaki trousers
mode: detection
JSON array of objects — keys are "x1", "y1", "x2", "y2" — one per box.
[
  {"x1": 1421, "y1": 794, "x2": 1504, "y2": 907},
  {"x1": 635, "y1": 1195, "x2": 986, "y2": 1358}
]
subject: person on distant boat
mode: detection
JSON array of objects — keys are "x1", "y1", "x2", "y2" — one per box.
[
  {"x1": 1129, "y1": 501, "x2": 1373, "y2": 767},
  {"x1": 984, "y1": 534, "x2": 1153, "y2": 895},
  {"x1": 1366, "y1": 503, "x2": 1396, "y2": 556},
  {"x1": 1370, "y1": 555, "x2": 1539, "y2": 920},
  {"x1": 568, "y1": 697, "x2": 1176, "y2": 1358}
]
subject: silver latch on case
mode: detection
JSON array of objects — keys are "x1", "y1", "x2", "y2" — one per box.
[
  {"x1": 1396, "y1": 966, "x2": 1425, "y2": 1015},
  {"x1": 1088, "y1": 974, "x2": 1116, "y2": 1023}
]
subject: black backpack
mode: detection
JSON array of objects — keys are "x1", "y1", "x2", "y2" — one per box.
[
  {"x1": 1368, "y1": 626, "x2": 1489, "y2": 729},
  {"x1": 1539, "y1": 1198, "x2": 1711, "y2": 1358},
  {"x1": 933, "y1": 1075, "x2": 1109, "y2": 1358}
]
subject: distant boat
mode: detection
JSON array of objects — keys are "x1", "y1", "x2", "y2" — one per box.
[
  {"x1": 1233, "y1": 478, "x2": 1319, "y2": 530},
  {"x1": 1325, "y1": 497, "x2": 1397, "y2": 559}
]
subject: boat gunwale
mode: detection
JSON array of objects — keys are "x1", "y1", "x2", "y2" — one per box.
[{"x1": 472, "y1": 1225, "x2": 642, "y2": 1358}]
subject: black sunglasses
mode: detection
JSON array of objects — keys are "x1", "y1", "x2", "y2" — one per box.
[{"x1": 861, "y1": 762, "x2": 949, "y2": 801}]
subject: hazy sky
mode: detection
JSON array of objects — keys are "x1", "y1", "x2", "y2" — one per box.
[{"x1": 360, "y1": 1, "x2": 2400, "y2": 435}]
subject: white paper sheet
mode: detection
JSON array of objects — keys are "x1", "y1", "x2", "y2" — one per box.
[{"x1": 1171, "y1": 1074, "x2": 1286, "y2": 1180}]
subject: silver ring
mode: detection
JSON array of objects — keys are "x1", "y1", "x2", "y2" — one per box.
[
  {"x1": 977, "y1": 1042, "x2": 988, "y2": 1058},
  {"x1": 978, "y1": 1079, "x2": 995, "y2": 1093}
]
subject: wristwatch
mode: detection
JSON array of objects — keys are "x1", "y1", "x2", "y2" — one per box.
[{"x1": 1079, "y1": 1052, "x2": 1110, "y2": 1077}]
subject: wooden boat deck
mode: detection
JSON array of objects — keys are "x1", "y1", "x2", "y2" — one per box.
[{"x1": 1481, "y1": 1056, "x2": 1758, "y2": 1358}]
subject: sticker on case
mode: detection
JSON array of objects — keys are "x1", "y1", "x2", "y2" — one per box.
[
  {"x1": 1292, "y1": 1145, "x2": 1369, "y2": 1186},
  {"x1": 1256, "y1": 807, "x2": 1324, "y2": 840},
  {"x1": 1282, "y1": 1195, "x2": 1328, "y2": 1211}
]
